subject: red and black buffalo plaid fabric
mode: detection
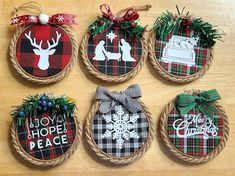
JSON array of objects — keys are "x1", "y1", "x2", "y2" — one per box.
[
  {"x1": 16, "y1": 24, "x2": 72, "y2": 77},
  {"x1": 167, "y1": 106, "x2": 224, "y2": 156},
  {"x1": 155, "y1": 29, "x2": 210, "y2": 76},
  {"x1": 17, "y1": 113, "x2": 76, "y2": 160},
  {"x1": 87, "y1": 26, "x2": 143, "y2": 76}
]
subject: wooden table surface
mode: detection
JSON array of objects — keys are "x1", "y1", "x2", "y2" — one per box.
[{"x1": 0, "y1": 0, "x2": 235, "y2": 175}]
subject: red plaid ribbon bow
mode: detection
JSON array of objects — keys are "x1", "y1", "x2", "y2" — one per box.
[
  {"x1": 100, "y1": 4, "x2": 139, "y2": 22},
  {"x1": 11, "y1": 13, "x2": 76, "y2": 25}
]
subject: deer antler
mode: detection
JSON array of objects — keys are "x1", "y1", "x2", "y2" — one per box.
[
  {"x1": 25, "y1": 31, "x2": 42, "y2": 50},
  {"x1": 47, "y1": 31, "x2": 61, "y2": 50}
]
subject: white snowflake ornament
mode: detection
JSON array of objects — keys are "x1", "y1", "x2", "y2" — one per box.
[{"x1": 102, "y1": 105, "x2": 139, "y2": 149}]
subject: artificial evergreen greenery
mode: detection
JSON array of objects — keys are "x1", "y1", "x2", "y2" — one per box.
[
  {"x1": 120, "y1": 20, "x2": 146, "y2": 38},
  {"x1": 11, "y1": 94, "x2": 76, "y2": 126},
  {"x1": 191, "y1": 18, "x2": 222, "y2": 47},
  {"x1": 88, "y1": 16, "x2": 146, "y2": 38},
  {"x1": 152, "y1": 6, "x2": 223, "y2": 47},
  {"x1": 88, "y1": 16, "x2": 113, "y2": 37}
]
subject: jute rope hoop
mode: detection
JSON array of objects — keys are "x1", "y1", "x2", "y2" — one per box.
[
  {"x1": 9, "y1": 24, "x2": 78, "y2": 84},
  {"x1": 159, "y1": 89, "x2": 229, "y2": 163},
  {"x1": 148, "y1": 32, "x2": 214, "y2": 83},
  {"x1": 11, "y1": 112, "x2": 82, "y2": 167},
  {"x1": 85, "y1": 100, "x2": 154, "y2": 165},
  {"x1": 80, "y1": 33, "x2": 148, "y2": 83}
]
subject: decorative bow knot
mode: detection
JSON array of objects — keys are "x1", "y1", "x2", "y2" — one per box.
[
  {"x1": 100, "y1": 4, "x2": 139, "y2": 23},
  {"x1": 96, "y1": 84, "x2": 142, "y2": 114},
  {"x1": 11, "y1": 13, "x2": 77, "y2": 25},
  {"x1": 176, "y1": 89, "x2": 221, "y2": 118}
]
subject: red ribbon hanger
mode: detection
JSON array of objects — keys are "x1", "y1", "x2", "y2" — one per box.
[
  {"x1": 11, "y1": 2, "x2": 77, "y2": 25},
  {"x1": 99, "y1": 4, "x2": 140, "y2": 23},
  {"x1": 11, "y1": 13, "x2": 77, "y2": 25}
]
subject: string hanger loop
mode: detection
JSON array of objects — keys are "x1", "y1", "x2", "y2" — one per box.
[{"x1": 12, "y1": 1, "x2": 44, "y2": 16}]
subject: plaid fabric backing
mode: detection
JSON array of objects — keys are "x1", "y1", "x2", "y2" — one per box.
[
  {"x1": 87, "y1": 26, "x2": 142, "y2": 76},
  {"x1": 155, "y1": 30, "x2": 210, "y2": 76},
  {"x1": 92, "y1": 102, "x2": 149, "y2": 157},
  {"x1": 16, "y1": 24, "x2": 72, "y2": 77},
  {"x1": 167, "y1": 106, "x2": 224, "y2": 156},
  {"x1": 18, "y1": 113, "x2": 76, "y2": 160}
]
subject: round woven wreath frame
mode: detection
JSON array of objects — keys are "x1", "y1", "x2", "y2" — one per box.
[
  {"x1": 160, "y1": 89, "x2": 229, "y2": 163},
  {"x1": 148, "y1": 32, "x2": 214, "y2": 83},
  {"x1": 11, "y1": 113, "x2": 82, "y2": 167},
  {"x1": 80, "y1": 33, "x2": 148, "y2": 83},
  {"x1": 85, "y1": 100, "x2": 154, "y2": 165},
  {"x1": 9, "y1": 24, "x2": 78, "y2": 84}
]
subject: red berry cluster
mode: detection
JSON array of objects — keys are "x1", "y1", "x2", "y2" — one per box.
[
  {"x1": 180, "y1": 19, "x2": 192, "y2": 33},
  {"x1": 98, "y1": 20, "x2": 104, "y2": 26},
  {"x1": 131, "y1": 22, "x2": 137, "y2": 28}
]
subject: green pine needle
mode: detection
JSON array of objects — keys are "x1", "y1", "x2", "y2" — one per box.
[
  {"x1": 88, "y1": 16, "x2": 146, "y2": 38},
  {"x1": 152, "y1": 11, "x2": 223, "y2": 47},
  {"x1": 11, "y1": 94, "x2": 77, "y2": 126},
  {"x1": 88, "y1": 16, "x2": 113, "y2": 37},
  {"x1": 120, "y1": 20, "x2": 147, "y2": 38},
  {"x1": 191, "y1": 18, "x2": 223, "y2": 47}
]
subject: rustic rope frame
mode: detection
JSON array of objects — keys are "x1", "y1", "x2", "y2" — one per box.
[
  {"x1": 11, "y1": 112, "x2": 82, "y2": 167},
  {"x1": 148, "y1": 32, "x2": 214, "y2": 83},
  {"x1": 80, "y1": 33, "x2": 148, "y2": 83},
  {"x1": 160, "y1": 89, "x2": 229, "y2": 163},
  {"x1": 85, "y1": 100, "x2": 154, "y2": 165},
  {"x1": 9, "y1": 24, "x2": 78, "y2": 84}
]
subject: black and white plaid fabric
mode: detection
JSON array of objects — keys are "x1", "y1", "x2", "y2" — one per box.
[{"x1": 92, "y1": 102, "x2": 149, "y2": 157}]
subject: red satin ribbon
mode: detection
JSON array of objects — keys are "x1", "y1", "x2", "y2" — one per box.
[
  {"x1": 11, "y1": 13, "x2": 77, "y2": 25},
  {"x1": 100, "y1": 4, "x2": 139, "y2": 22}
]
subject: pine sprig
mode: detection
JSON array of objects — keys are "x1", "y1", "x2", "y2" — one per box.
[
  {"x1": 88, "y1": 16, "x2": 113, "y2": 37},
  {"x1": 191, "y1": 18, "x2": 223, "y2": 47},
  {"x1": 120, "y1": 20, "x2": 147, "y2": 38},
  {"x1": 152, "y1": 10, "x2": 223, "y2": 47},
  {"x1": 152, "y1": 11, "x2": 180, "y2": 37},
  {"x1": 88, "y1": 16, "x2": 146, "y2": 38},
  {"x1": 11, "y1": 94, "x2": 77, "y2": 126}
]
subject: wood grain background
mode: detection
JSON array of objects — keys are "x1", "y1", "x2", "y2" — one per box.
[{"x1": 0, "y1": 0, "x2": 235, "y2": 175}]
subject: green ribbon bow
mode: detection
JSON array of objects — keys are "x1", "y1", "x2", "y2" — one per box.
[{"x1": 176, "y1": 89, "x2": 221, "y2": 118}]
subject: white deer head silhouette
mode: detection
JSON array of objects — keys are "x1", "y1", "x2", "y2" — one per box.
[{"x1": 25, "y1": 31, "x2": 61, "y2": 70}]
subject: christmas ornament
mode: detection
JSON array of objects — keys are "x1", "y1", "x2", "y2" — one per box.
[
  {"x1": 9, "y1": 2, "x2": 78, "y2": 84},
  {"x1": 149, "y1": 6, "x2": 223, "y2": 83},
  {"x1": 160, "y1": 89, "x2": 229, "y2": 163},
  {"x1": 85, "y1": 84, "x2": 154, "y2": 164},
  {"x1": 11, "y1": 93, "x2": 82, "y2": 166},
  {"x1": 80, "y1": 4, "x2": 151, "y2": 82}
]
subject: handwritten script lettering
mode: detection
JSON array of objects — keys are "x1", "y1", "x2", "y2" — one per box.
[{"x1": 172, "y1": 113, "x2": 218, "y2": 139}]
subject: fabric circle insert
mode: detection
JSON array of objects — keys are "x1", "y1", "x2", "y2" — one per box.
[
  {"x1": 92, "y1": 103, "x2": 149, "y2": 157},
  {"x1": 87, "y1": 27, "x2": 143, "y2": 76},
  {"x1": 17, "y1": 113, "x2": 77, "y2": 160},
  {"x1": 167, "y1": 106, "x2": 223, "y2": 156},
  {"x1": 15, "y1": 24, "x2": 72, "y2": 78}
]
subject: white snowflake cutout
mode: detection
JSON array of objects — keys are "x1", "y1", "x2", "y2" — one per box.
[{"x1": 101, "y1": 105, "x2": 140, "y2": 149}]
